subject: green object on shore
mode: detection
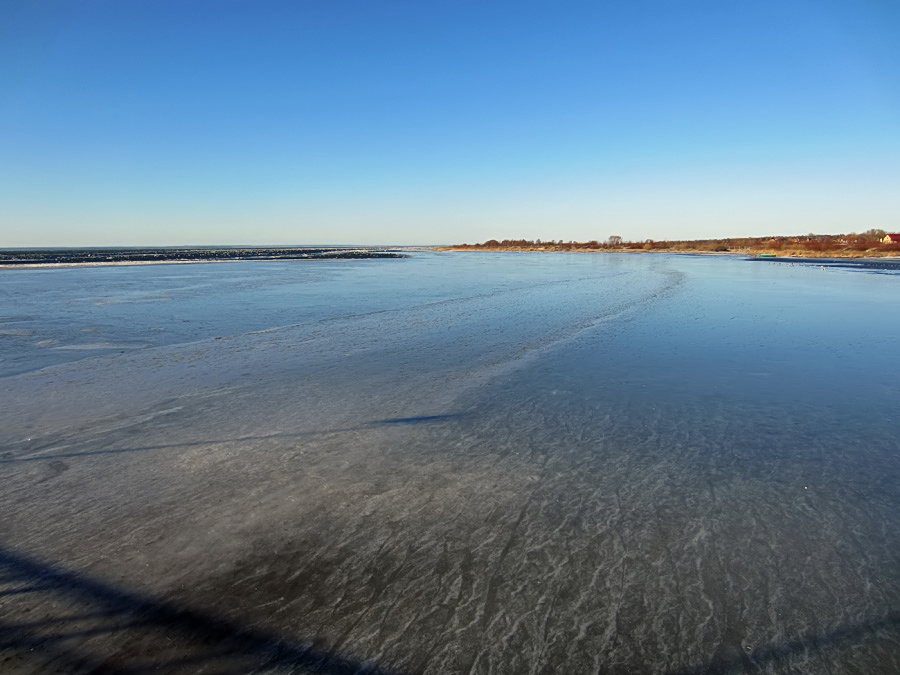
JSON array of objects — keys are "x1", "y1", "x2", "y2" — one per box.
[{"x1": 758, "y1": 254, "x2": 777, "y2": 258}]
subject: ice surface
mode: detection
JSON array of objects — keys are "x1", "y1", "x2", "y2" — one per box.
[{"x1": 1, "y1": 252, "x2": 899, "y2": 673}]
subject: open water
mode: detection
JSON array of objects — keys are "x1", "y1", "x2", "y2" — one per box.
[{"x1": 1, "y1": 252, "x2": 899, "y2": 673}]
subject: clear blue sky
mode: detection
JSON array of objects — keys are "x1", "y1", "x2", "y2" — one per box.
[{"x1": 2, "y1": 0, "x2": 899, "y2": 246}]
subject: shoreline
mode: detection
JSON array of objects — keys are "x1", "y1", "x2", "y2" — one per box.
[
  {"x1": 0, "y1": 248, "x2": 406, "y2": 269},
  {"x1": 4, "y1": 246, "x2": 899, "y2": 268},
  {"x1": 437, "y1": 246, "x2": 900, "y2": 260},
  {"x1": 0, "y1": 258, "x2": 402, "y2": 270}
]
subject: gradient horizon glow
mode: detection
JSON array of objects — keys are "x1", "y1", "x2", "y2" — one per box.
[{"x1": 2, "y1": 0, "x2": 899, "y2": 246}]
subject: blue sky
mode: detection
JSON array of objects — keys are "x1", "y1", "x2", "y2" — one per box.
[{"x1": 2, "y1": 0, "x2": 899, "y2": 246}]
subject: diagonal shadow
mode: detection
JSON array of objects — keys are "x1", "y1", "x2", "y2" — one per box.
[
  {"x1": 0, "y1": 414, "x2": 466, "y2": 465},
  {"x1": 670, "y1": 611, "x2": 900, "y2": 674},
  {"x1": 0, "y1": 545, "x2": 407, "y2": 674}
]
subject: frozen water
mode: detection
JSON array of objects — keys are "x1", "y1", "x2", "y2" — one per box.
[{"x1": 1, "y1": 252, "x2": 899, "y2": 673}]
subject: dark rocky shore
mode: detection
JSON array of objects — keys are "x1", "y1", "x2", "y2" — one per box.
[{"x1": 0, "y1": 247, "x2": 406, "y2": 265}]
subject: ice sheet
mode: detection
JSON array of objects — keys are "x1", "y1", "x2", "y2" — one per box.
[{"x1": 1, "y1": 252, "x2": 899, "y2": 673}]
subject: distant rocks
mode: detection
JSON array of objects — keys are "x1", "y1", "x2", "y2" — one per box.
[{"x1": 0, "y1": 247, "x2": 407, "y2": 266}]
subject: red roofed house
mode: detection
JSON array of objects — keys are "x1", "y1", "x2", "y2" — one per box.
[{"x1": 882, "y1": 234, "x2": 900, "y2": 244}]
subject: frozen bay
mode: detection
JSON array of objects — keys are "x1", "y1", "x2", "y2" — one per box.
[{"x1": 1, "y1": 252, "x2": 899, "y2": 673}]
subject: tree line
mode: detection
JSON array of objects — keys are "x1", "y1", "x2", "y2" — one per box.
[{"x1": 453, "y1": 229, "x2": 899, "y2": 254}]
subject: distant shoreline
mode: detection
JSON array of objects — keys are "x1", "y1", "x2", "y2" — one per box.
[
  {"x1": 439, "y1": 232, "x2": 900, "y2": 258},
  {"x1": 437, "y1": 246, "x2": 900, "y2": 259},
  {"x1": 0, "y1": 247, "x2": 406, "y2": 269}
]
